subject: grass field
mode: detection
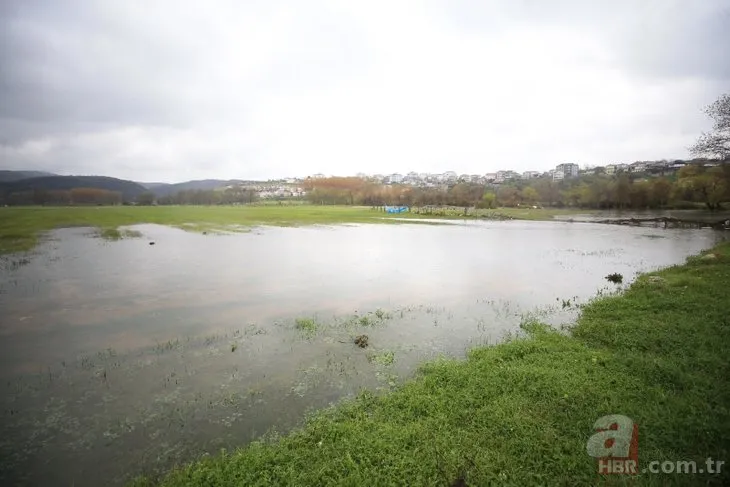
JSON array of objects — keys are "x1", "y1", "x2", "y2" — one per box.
[
  {"x1": 128, "y1": 242, "x2": 730, "y2": 486},
  {"x1": 0, "y1": 205, "x2": 587, "y2": 255}
]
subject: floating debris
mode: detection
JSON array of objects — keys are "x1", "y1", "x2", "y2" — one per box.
[
  {"x1": 605, "y1": 273, "x2": 623, "y2": 284},
  {"x1": 354, "y1": 335, "x2": 369, "y2": 348}
]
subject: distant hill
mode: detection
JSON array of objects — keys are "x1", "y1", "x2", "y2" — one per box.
[
  {"x1": 151, "y1": 179, "x2": 246, "y2": 196},
  {"x1": 0, "y1": 170, "x2": 57, "y2": 182},
  {"x1": 0, "y1": 175, "x2": 147, "y2": 201},
  {"x1": 137, "y1": 182, "x2": 171, "y2": 190}
]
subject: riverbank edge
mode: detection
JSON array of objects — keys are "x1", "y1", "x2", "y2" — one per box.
[{"x1": 130, "y1": 242, "x2": 730, "y2": 486}]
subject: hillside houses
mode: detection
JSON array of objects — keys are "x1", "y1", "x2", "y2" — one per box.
[
  {"x1": 257, "y1": 187, "x2": 306, "y2": 199},
  {"x1": 297, "y1": 158, "x2": 725, "y2": 193},
  {"x1": 230, "y1": 180, "x2": 306, "y2": 199},
  {"x1": 495, "y1": 170, "x2": 521, "y2": 183}
]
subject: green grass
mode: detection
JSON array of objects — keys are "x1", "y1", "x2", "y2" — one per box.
[
  {"x1": 367, "y1": 350, "x2": 396, "y2": 366},
  {"x1": 130, "y1": 243, "x2": 730, "y2": 486},
  {"x1": 294, "y1": 317, "x2": 319, "y2": 334},
  {"x1": 97, "y1": 227, "x2": 144, "y2": 241},
  {"x1": 0, "y1": 205, "x2": 594, "y2": 255},
  {"x1": 338, "y1": 310, "x2": 393, "y2": 329}
]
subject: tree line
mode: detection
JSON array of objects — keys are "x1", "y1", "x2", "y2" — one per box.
[
  {"x1": 153, "y1": 187, "x2": 260, "y2": 205},
  {"x1": 1, "y1": 188, "x2": 123, "y2": 206},
  {"x1": 3, "y1": 165, "x2": 726, "y2": 210},
  {"x1": 302, "y1": 163, "x2": 729, "y2": 211},
  {"x1": 1, "y1": 187, "x2": 264, "y2": 206}
]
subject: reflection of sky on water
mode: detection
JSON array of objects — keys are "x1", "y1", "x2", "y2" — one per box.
[
  {"x1": 1, "y1": 222, "x2": 726, "y2": 359},
  {"x1": 0, "y1": 221, "x2": 727, "y2": 486}
]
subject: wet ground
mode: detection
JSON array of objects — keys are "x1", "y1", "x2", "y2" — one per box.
[{"x1": 0, "y1": 220, "x2": 727, "y2": 486}]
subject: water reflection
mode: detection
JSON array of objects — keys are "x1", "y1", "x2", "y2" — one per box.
[{"x1": 0, "y1": 221, "x2": 726, "y2": 486}]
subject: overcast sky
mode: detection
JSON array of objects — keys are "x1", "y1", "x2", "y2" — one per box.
[{"x1": 1, "y1": 0, "x2": 729, "y2": 183}]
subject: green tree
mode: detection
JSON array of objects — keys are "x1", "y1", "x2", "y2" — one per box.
[
  {"x1": 520, "y1": 186, "x2": 539, "y2": 205},
  {"x1": 137, "y1": 192, "x2": 156, "y2": 205},
  {"x1": 611, "y1": 175, "x2": 631, "y2": 209},
  {"x1": 561, "y1": 186, "x2": 582, "y2": 207},
  {"x1": 480, "y1": 191, "x2": 496, "y2": 209},
  {"x1": 497, "y1": 186, "x2": 520, "y2": 207},
  {"x1": 677, "y1": 165, "x2": 728, "y2": 210},
  {"x1": 576, "y1": 183, "x2": 597, "y2": 208},
  {"x1": 532, "y1": 179, "x2": 560, "y2": 207},
  {"x1": 629, "y1": 180, "x2": 650, "y2": 209},
  {"x1": 649, "y1": 178, "x2": 672, "y2": 207}
]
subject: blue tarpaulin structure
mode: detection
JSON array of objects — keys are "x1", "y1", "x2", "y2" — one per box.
[{"x1": 385, "y1": 206, "x2": 409, "y2": 214}]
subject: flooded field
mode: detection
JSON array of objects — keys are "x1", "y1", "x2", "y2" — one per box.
[{"x1": 0, "y1": 221, "x2": 727, "y2": 486}]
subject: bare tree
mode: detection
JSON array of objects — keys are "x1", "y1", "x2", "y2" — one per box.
[{"x1": 690, "y1": 93, "x2": 730, "y2": 161}]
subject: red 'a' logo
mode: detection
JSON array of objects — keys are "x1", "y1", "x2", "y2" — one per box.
[{"x1": 586, "y1": 414, "x2": 639, "y2": 475}]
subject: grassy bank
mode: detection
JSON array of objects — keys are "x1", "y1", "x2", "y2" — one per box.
[
  {"x1": 131, "y1": 243, "x2": 730, "y2": 486},
  {"x1": 0, "y1": 205, "x2": 415, "y2": 254},
  {"x1": 0, "y1": 205, "x2": 586, "y2": 255}
]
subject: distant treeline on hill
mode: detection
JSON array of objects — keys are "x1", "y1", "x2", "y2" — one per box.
[
  {"x1": 2, "y1": 187, "x2": 124, "y2": 206},
  {"x1": 0, "y1": 175, "x2": 147, "y2": 205},
  {"x1": 155, "y1": 187, "x2": 260, "y2": 205},
  {"x1": 0, "y1": 174, "x2": 272, "y2": 206},
  {"x1": 302, "y1": 160, "x2": 730, "y2": 211}
]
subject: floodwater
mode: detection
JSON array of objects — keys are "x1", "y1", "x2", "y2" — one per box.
[{"x1": 0, "y1": 221, "x2": 727, "y2": 486}]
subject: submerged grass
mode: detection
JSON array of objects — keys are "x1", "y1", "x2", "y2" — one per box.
[
  {"x1": 0, "y1": 206, "x2": 430, "y2": 254},
  {"x1": 367, "y1": 350, "x2": 396, "y2": 367},
  {"x1": 0, "y1": 205, "x2": 594, "y2": 255},
  {"x1": 294, "y1": 317, "x2": 319, "y2": 335},
  {"x1": 339, "y1": 309, "x2": 393, "y2": 329},
  {"x1": 97, "y1": 227, "x2": 144, "y2": 241},
  {"x1": 131, "y1": 242, "x2": 730, "y2": 486}
]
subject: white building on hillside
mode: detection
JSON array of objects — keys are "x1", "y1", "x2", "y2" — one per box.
[
  {"x1": 442, "y1": 171, "x2": 457, "y2": 183},
  {"x1": 388, "y1": 173, "x2": 404, "y2": 184},
  {"x1": 495, "y1": 170, "x2": 520, "y2": 183},
  {"x1": 555, "y1": 163, "x2": 579, "y2": 179}
]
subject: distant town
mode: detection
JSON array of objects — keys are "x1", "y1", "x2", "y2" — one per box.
[
  {"x1": 1, "y1": 157, "x2": 726, "y2": 208},
  {"x1": 309, "y1": 160, "x2": 711, "y2": 185},
  {"x1": 242, "y1": 159, "x2": 719, "y2": 200}
]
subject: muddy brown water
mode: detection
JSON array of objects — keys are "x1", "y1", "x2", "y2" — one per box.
[{"x1": 0, "y1": 221, "x2": 727, "y2": 486}]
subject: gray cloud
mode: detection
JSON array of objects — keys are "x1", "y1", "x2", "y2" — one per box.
[
  {"x1": 1, "y1": 0, "x2": 728, "y2": 182},
  {"x1": 433, "y1": 0, "x2": 730, "y2": 80}
]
